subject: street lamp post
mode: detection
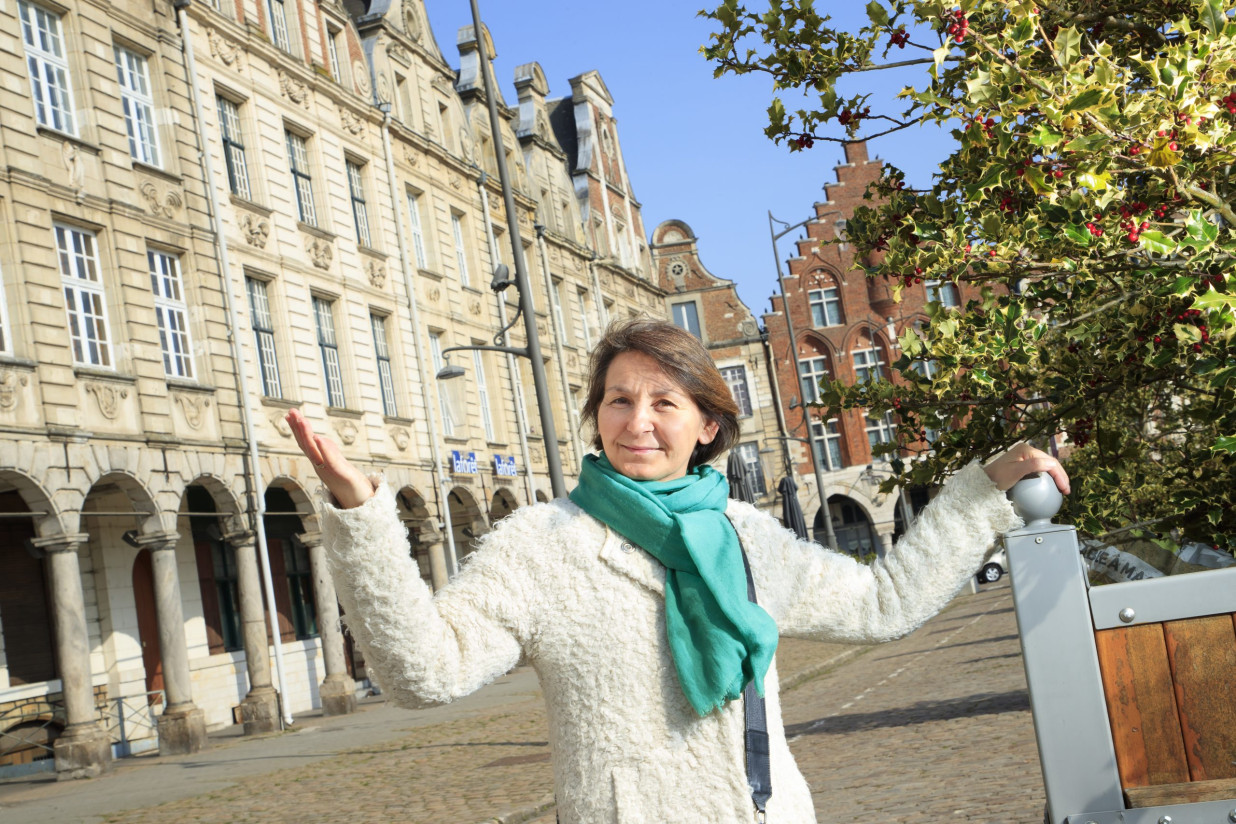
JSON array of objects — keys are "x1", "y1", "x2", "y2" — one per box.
[
  {"x1": 769, "y1": 211, "x2": 839, "y2": 549},
  {"x1": 448, "y1": 0, "x2": 566, "y2": 499}
]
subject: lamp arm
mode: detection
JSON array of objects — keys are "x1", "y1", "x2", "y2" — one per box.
[{"x1": 441, "y1": 344, "x2": 531, "y2": 360}]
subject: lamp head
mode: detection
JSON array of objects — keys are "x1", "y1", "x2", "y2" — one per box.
[
  {"x1": 436, "y1": 364, "x2": 466, "y2": 380},
  {"x1": 489, "y1": 263, "x2": 512, "y2": 293}
]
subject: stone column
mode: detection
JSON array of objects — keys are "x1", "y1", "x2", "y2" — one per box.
[
  {"x1": 33, "y1": 533, "x2": 112, "y2": 780},
  {"x1": 139, "y1": 532, "x2": 207, "y2": 754},
  {"x1": 418, "y1": 524, "x2": 449, "y2": 592},
  {"x1": 876, "y1": 526, "x2": 895, "y2": 558},
  {"x1": 229, "y1": 530, "x2": 279, "y2": 734},
  {"x1": 299, "y1": 531, "x2": 355, "y2": 716}
]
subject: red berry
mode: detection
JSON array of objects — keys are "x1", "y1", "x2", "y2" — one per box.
[
  {"x1": 1168, "y1": 142, "x2": 1178, "y2": 151},
  {"x1": 1128, "y1": 231, "x2": 1140, "y2": 243},
  {"x1": 1129, "y1": 145, "x2": 1141, "y2": 155}
]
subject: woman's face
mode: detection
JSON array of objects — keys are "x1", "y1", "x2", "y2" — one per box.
[{"x1": 597, "y1": 351, "x2": 719, "y2": 482}]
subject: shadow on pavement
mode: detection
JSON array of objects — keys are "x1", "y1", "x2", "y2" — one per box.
[
  {"x1": 785, "y1": 689, "x2": 1030, "y2": 736},
  {"x1": 874, "y1": 634, "x2": 1021, "y2": 659}
]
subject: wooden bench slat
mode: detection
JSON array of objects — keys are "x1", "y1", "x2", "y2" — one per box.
[
  {"x1": 1125, "y1": 776, "x2": 1236, "y2": 808},
  {"x1": 1094, "y1": 624, "x2": 1189, "y2": 788},
  {"x1": 1163, "y1": 614, "x2": 1236, "y2": 781}
]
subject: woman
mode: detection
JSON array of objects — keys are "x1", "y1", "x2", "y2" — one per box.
[{"x1": 286, "y1": 319, "x2": 1067, "y2": 823}]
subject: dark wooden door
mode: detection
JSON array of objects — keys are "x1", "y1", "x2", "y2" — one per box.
[{"x1": 131, "y1": 549, "x2": 164, "y2": 704}]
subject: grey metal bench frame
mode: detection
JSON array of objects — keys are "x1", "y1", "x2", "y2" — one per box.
[{"x1": 1004, "y1": 478, "x2": 1236, "y2": 824}]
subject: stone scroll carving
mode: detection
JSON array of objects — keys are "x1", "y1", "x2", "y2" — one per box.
[
  {"x1": 306, "y1": 236, "x2": 333, "y2": 270},
  {"x1": 86, "y1": 383, "x2": 128, "y2": 420},
  {"x1": 0, "y1": 371, "x2": 29, "y2": 412}
]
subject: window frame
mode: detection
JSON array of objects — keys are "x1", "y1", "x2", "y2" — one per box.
[
  {"x1": 865, "y1": 411, "x2": 896, "y2": 460},
  {"x1": 720, "y1": 365, "x2": 754, "y2": 418},
  {"x1": 734, "y1": 442, "x2": 767, "y2": 495},
  {"x1": 810, "y1": 418, "x2": 845, "y2": 472},
  {"x1": 670, "y1": 300, "x2": 701, "y2": 338},
  {"x1": 346, "y1": 159, "x2": 371, "y2": 248},
  {"x1": 472, "y1": 347, "x2": 495, "y2": 442},
  {"x1": 429, "y1": 332, "x2": 455, "y2": 436},
  {"x1": 114, "y1": 45, "x2": 160, "y2": 167},
  {"x1": 808, "y1": 286, "x2": 842, "y2": 327},
  {"x1": 325, "y1": 23, "x2": 343, "y2": 83},
  {"x1": 798, "y1": 355, "x2": 830, "y2": 404},
  {"x1": 216, "y1": 95, "x2": 251, "y2": 200},
  {"x1": 266, "y1": 0, "x2": 292, "y2": 52},
  {"x1": 450, "y1": 212, "x2": 470, "y2": 287},
  {"x1": 406, "y1": 191, "x2": 428, "y2": 269},
  {"x1": 55, "y1": 223, "x2": 112, "y2": 368},
  {"x1": 312, "y1": 296, "x2": 346, "y2": 409},
  {"x1": 148, "y1": 249, "x2": 195, "y2": 380},
  {"x1": 370, "y1": 313, "x2": 398, "y2": 418},
  {"x1": 550, "y1": 278, "x2": 567, "y2": 341},
  {"x1": 19, "y1": 0, "x2": 76, "y2": 135},
  {"x1": 0, "y1": 261, "x2": 11, "y2": 356},
  {"x1": 575, "y1": 288, "x2": 592, "y2": 349},
  {"x1": 245, "y1": 276, "x2": 282, "y2": 398},
  {"x1": 285, "y1": 129, "x2": 317, "y2": 226},
  {"x1": 925, "y1": 279, "x2": 961, "y2": 309},
  {"x1": 852, "y1": 342, "x2": 886, "y2": 384}
]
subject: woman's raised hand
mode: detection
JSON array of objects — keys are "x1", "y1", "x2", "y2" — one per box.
[
  {"x1": 286, "y1": 409, "x2": 376, "y2": 509},
  {"x1": 983, "y1": 442, "x2": 1071, "y2": 495}
]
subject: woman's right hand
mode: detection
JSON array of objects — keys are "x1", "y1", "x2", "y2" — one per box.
[{"x1": 286, "y1": 409, "x2": 376, "y2": 509}]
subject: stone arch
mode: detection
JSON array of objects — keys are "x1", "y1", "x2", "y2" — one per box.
[
  {"x1": 816, "y1": 494, "x2": 879, "y2": 557},
  {"x1": 178, "y1": 477, "x2": 248, "y2": 656},
  {"x1": 490, "y1": 488, "x2": 518, "y2": 525},
  {"x1": 447, "y1": 487, "x2": 486, "y2": 561},
  {"x1": 396, "y1": 486, "x2": 437, "y2": 585},
  {"x1": 262, "y1": 478, "x2": 317, "y2": 642},
  {"x1": 535, "y1": 489, "x2": 549, "y2": 504},
  {"x1": 652, "y1": 219, "x2": 696, "y2": 245},
  {"x1": 0, "y1": 471, "x2": 61, "y2": 686},
  {"x1": 180, "y1": 474, "x2": 246, "y2": 535},
  {"x1": 841, "y1": 324, "x2": 893, "y2": 381},
  {"x1": 264, "y1": 475, "x2": 320, "y2": 534},
  {"x1": 0, "y1": 469, "x2": 65, "y2": 539},
  {"x1": 80, "y1": 470, "x2": 163, "y2": 536}
]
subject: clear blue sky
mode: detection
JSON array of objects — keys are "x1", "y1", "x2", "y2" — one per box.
[{"x1": 423, "y1": 1, "x2": 957, "y2": 318}]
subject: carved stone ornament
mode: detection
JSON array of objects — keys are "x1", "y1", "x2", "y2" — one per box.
[
  {"x1": 610, "y1": 201, "x2": 626, "y2": 221},
  {"x1": 367, "y1": 261, "x2": 386, "y2": 288},
  {"x1": 207, "y1": 28, "x2": 243, "y2": 68},
  {"x1": 668, "y1": 259, "x2": 688, "y2": 289},
  {"x1": 339, "y1": 107, "x2": 365, "y2": 135},
  {"x1": 468, "y1": 298, "x2": 482, "y2": 316},
  {"x1": 140, "y1": 181, "x2": 183, "y2": 218},
  {"x1": 387, "y1": 43, "x2": 408, "y2": 64},
  {"x1": 270, "y1": 413, "x2": 292, "y2": 437},
  {"x1": 741, "y1": 318, "x2": 759, "y2": 337},
  {"x1": 241, "y1": 213, "x2": 269, "y2": 248},
  {"x1": 567, "y1": 352, "x2": 578, "y2": 370},
  {"x1": 334, "y1": 419, "x2": 358, "y2": 445},
  {"x1": 277, "y1": 70, "x2": 309, "y2": 106},
  {"x1": 404, "y1": 147, "x2": 420, "y2": 167},
  {"x1": 306, "y1": 236, "x2": 333, "y2": 270},
  {"x1": 404, "y1": 4, "x2": 422, "y2": 40},
  {"x1": 0, "y1": 370, "x2": 29, "y2": 412},
  {"x1": 427, "y1": 286, "x2": 441, "y2": 303},
  {"x1": 376, "y1": 72, "x2": 391, "y2": 105},
  {"x1": 353, "y1": 60, "x2": 372, "y2": 97},
  {"x1": 61, "y1": 141, "x2": 84, "y2": 194},
  {"x1": 175, "y1": 393, "x2": 211, "y2": 430},
  {"x1": 431, "y1": 75, "x2": 452, "y2": 95},
  {"x1": 450, "y1": 173, "x2": 462, "y2": 191},
  {"x1": 391, "y1": 427, "x2": 410, "y2": 450},
  {"x1": 86, "y1": 382, "x2": 128, "y2": 420},
  {"x1": 458, "y1": 126, "x2": 474, "y2": 162},
  {"x1": 535, "y1": 109, "x2": 550, "y2": 139}
]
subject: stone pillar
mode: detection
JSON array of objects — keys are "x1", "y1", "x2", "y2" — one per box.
[
  {"x1": 229, "y1": 530, "x2": 280, "y2": 734},
  {"x1": 33, "y1": 533, "x2": 112, "y2": 780},
  {"x1": 876, "y1": 527, "x2": 895, "y2": 558},
  {"x1": 140, "y1": 532, "x2": 207, "y2": 755},
  {"x1": 418, "y1": 524, "x2": 449, "y2": 592},
  {"x1": 299, "y1": 531, "x2": 355, "y2": 716}
]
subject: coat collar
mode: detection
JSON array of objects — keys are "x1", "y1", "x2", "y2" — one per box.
[{"x1": 597, "y1": 524, "x2": 666, "y2": 595}]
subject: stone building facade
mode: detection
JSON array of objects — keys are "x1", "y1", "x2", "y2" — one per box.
[
  {"x1": 0, "y1": 0, "x2": 664, "y2": 778},
  {"x1": 763, "y1": 141, "x2": 984, "y2": 555}
]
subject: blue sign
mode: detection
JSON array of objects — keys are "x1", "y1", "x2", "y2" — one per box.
[
  {"x1": 494, "y1": 455, "x2": 518, "y2": 477},
  {"x1": 450, "y1": 450, "x2": 477, "y2": 474}
]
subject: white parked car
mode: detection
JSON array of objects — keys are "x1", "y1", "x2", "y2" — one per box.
[{"x1": 977, "y1": 547, "x2": 1009, "y2": 584}]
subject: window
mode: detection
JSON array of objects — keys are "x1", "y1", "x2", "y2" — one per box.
[
  {"x1": 346, "y1": 160, "x2": 371, "y2": 247},
  {"x1": 281, "y1": 539, "x2": 316, "y2": 638},
  {"x1": 325, "y1": 25, "x2": 342, "y2": 82},
  {"x1": 925, "y1": 279, "x2": 960, "y2": 308},
  {"x1": 114, "y1": 46, "x2": 160, "y2": 166},
  {"x1": 191, "y1": 488, "x2": 243, "y2": 655},
  {"x1": 852, "y1": 343, "x2": 886, "y2": 384},
  {"x1": 735, "y1": 442, "x2": 767, "y2": 495},
  {"x1": 148, "y1": 250, "x2": 194, "y2": 379},
  {"x1": 671, "y1": 301, "x2": 700, "y2": 338},
  {"x1": 798, "y1": 356, "x2": 830, "y2": 404},
  {"x1": 429, "y1": 332, "x2": 455, "y2": 436},
  {"x1": 866, "y1": 412, "x2": 896, "y2": 459},
  {"x1": 550, "y1": 279, "x2": 567, "y2": 340},
  {"x1": 19, "y1": 1, "x2": 75, "y2": 134},
  {"x1": 216, "y1": 96, "x2": 251, "y2": 199},
  {"x1": 810, "y1": 419, "x2": 845, "y2": 471},
  {"x1": 472, "y1": 348, "x2": 495, "y2": 441},
  {"x1": 406, "y1": 192, "x2": 428, "y2": 269},
  {"x1": 313, "y1": 297, "x2": 345, "y2": 408},
  {"x1": 56, "y1": 224, "x2": 112, "y2": 367},
  {"x1": 721, "y1": 365, "x2": 753, "y2": 418},
  {"x1": 576, "y1": 289, "x2": 593, "y2": 348},
  {"x1": 395, "y1": 73, "x2": 413, "y2": 124},
  {"x1": 245, "y1": 277, "x2": 281, "y2": 397},
  {"x1": 808, "y1": 287, "x2": 842, "y2": 327},
  {"x1": 0, "y1": 262, "x2": 10, "y2": 355},
  {"x1": 371, "y1": 314, "x2": 397, "y2": 417},
  {"x1": 451, "y1": 213, "x2": 470, "y2": 287},
  {"x1": 285, "y1": 131, "x2": 316, "y2": 225},
  {"x1": 266, "y1": 0, "x2": 291, "y2": 51}
]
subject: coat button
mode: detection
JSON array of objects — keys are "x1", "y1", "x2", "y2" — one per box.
[{"x1": 620, "y1": 541, "x2": 634, "y2": 553}]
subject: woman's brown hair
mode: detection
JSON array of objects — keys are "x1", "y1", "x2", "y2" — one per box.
[{"x1": 580, "y1": 318, "x2": 740, "y2": 469}]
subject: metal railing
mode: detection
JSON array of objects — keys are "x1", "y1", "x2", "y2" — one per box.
[
  {"x1": 0, "y1": 698, "x2": 65, "y2": 766},
  {"x1": 106, "y1": 691, "x2": 164, "y2": 758}
]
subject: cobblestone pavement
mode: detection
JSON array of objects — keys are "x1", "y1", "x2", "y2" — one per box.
[{"x1": 1, "y1": 583, "x2": 1043, "y2": 823}]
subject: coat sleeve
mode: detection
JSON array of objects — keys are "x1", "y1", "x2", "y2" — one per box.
[
  {"x1": 739, "y1": 462, "x2": 1023, "y2": 643},
  {"x1": 319, "y1": 482, "x2": 531, "y2": 708}
]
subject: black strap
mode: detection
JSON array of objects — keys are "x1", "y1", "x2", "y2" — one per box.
[{"x1": 739, "y1": 543, "x2": 772, "y2": 818}]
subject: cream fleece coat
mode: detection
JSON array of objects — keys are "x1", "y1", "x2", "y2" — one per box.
[{"x1": 320, "y1": 462, "x2": 1021, "y2": 823}]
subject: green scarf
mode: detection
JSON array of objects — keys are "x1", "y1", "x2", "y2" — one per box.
[{"x1": 569, "y1": 453, "x2": 779, "y2": 716}]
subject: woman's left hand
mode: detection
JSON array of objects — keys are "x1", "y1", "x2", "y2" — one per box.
[{"x1": 983, "y1": 443, "x2": 1070, "y2": 494}]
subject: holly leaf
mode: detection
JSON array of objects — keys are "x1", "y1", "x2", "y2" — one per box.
[
  {"x1": 1077, "y1": 171, "x2": 1111, "y2": 192},
  {"x1": 1138, "y1": 230, "x2": 1176, "y2": 255},
  {"x1": 866, "y1": 1, "x2": 889, "y2": 26},
  {"x1": 1063, "y1": 223, "x2": 1092, "y2": 246},
  {"x1": 1146, "y1": 137, "x2": 1182, "y2": 168},
  {"x1": 1030, "y1": 123, "x2": 1064, "y2": 148},
  {"x1": 1213, "y1": 436, "x2": 1236, "y2": 454},
  {"x1": 1053, "y1": 26, "x2": 1083, "y2": 69},
  {"x1": 1199, "y1": 0, "x2": 1227, "y2": 33},
  {"x1": 1024, "y1": 166, "x2": 1053, "y2": 195},
  {"x1": 1062, "y1": 89, "x2": 1104, "y2": 114}
]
